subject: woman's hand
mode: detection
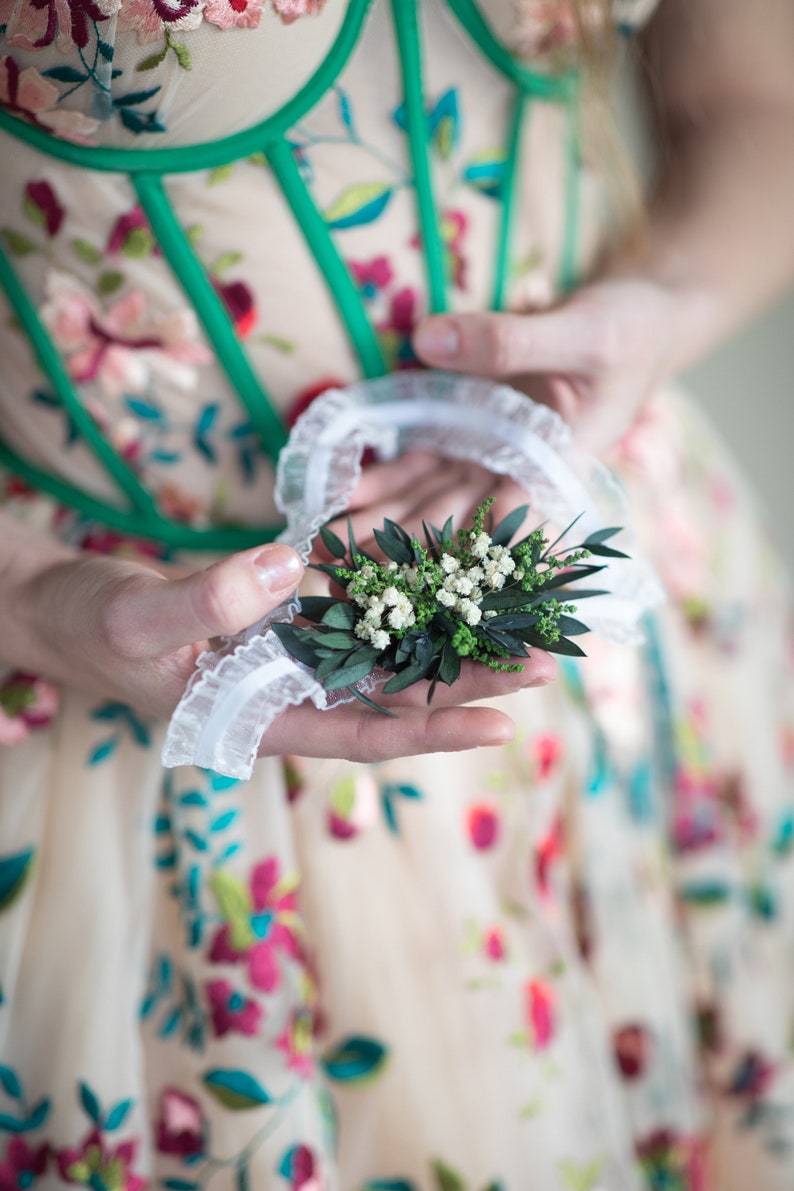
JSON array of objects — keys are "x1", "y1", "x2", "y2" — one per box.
[
  {"x1": 412, "y1": 276, "x2": 685, "y2": 456},
  {"x1": 8, "y1": 531, "x2": 555, "y2": 760}
]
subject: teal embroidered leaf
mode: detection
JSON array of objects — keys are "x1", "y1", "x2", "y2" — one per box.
[
  {"x1": 364, "y1": 1183, "x2": 418, "y2": 1191},
  {"x1": 114, "y1": 87, "x2": 161, "y2": 108},
  {"x1": 103, "y1": 1099, "x2": 132, "y2": 1132},
  {"x1": 202, "y1": 1069, "x2": 271, "y2": 1110},
  {"x1": 125, "y1": 397, "x2": 164, "y2": 421},
  {"x1": 461, "y1": 151, "x2": 507, "y2": 200},
  {"x1": 25, "y1": 1097, "x2": 50, "y2": 1131},
  {"x1": 771, "y1": 808, "x2": 794, "y2": 856},
  {"x1": 678, "y1": 880, "x2": 734, "y2": 906},
  {"x1": 89, "y1": 738, "x2": 118, "y2": 765},
  {"x1": 337, "y1": 87, "x2": 356, "y2": 136},
  {"x1": 180, "y1": 791, "x2": 209, "y2": 807},
  {"x1": 97, "y1": 40, "x2": 114, "y2": 62},
  {"x1": 210, "y1": 809, "x2": 239, "y2": 833},
  {"x1": 0, "y1": 1065, "x2": 22, "y2": 1099},
  {"x1": 322, "y1": 1035, "x2": 388, "y2": 1083},
  {"x1": 43, "y1": 66, "x2": 88, "y2": 84},
  {"x1": 0, "y1": 848, "x2": 35, "y2": 913},
  {"x1": 429, "y1": 89, "x2": 460, "y2": 160},
  {"x1": 0, "y1": 1113, "x2": 24, "y2": 1133},
  {"x1": 325, "y1": 183, "x2": 394, "y2": 231},
  {"x1": 79, "y1": 1081, "x2": 102, "y2": 1126},
  {"x1": 163, "y1": 1181, "x2": 199, "y2": 1190}
]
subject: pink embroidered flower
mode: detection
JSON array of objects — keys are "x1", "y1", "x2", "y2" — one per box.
[
  {"x1": 2, "y1": 0, "x2": 119, "y2": 53},
  {"x1": 56, "y1": 1129, "x2": 145, "y2": 1190},
  {"x1": 466, "y1": 802, "x2": 501, "y2": 851},
  {"x1": 206, "y1": 979, "x2": 263, "y2": 1037},
  {"x1": 41, "y1": 270, "x2": 212, "y2": 399},
  {"x1": 0, "y1": 672, "x2": 59, "y2": 745},
  {"x1": 117, "y1": 0, "x2": 204, "y2": 45},
  {"x1": 205, "y1": 0, "x2": 265, "y2": 29},
  {"x1": 157, "y1": 482, "x2": 206, "y2": 525},
  {"x1": 0, "y1": 56, "x2": 99, "y2": 142},
  {"x1": 155, "y1": 1088, "x2": 206, "y2": 1157},
  {"x1": 534, "y1": 812, "x2": 563, "y2": 896},
  {"x1": 0, "y1": 1136, "x2": 49, "y2": 1191},
  {"x1": 275, "y1": 1007, "x2": 316, "y2": 1079},
  {"x1": 525, "y1": 978, "x2": 555, "y2": 1050},
  {"x1": 209, "y1": 857, "x2": 301, "y2": 995},
  {"x1": 279, "y1": 1144, "x2": 320, "y2": 1191},
  {"x1": 483, "y1": 926, "x2": 506, "y2": 961},
  {"x1": 531, "y1": 732, "x2": 562, "y2": 781},
  {"x1": 271, "y1": 0, "x2": 326, "y2": 24},
  {"x1": 509, "y1": 1, "x2": 579, "y2": 60},
  {"x1": 349, "y1": 255, "x2": 394, "y2": 299}
]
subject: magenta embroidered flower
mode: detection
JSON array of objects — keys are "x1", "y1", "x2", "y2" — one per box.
[
  {"x1": 25, "y1": 180, "x2": 65, "y2": 237},
  {"x1": 117, "y1": 0, "x2": 204, "y2": 45},
  {"x1": 0, "y1": 672, "x2": 59, "y2": 745},
  {"x1": 106, "y1": 206, "x2": 155, "y2": 256},
  {"x1": 376, "y1": 286, "x2": 420, "y2": 370},
  {"x1": 466, "y1": 802, "x2": 500, "y2": 851},
  {"x1": 209, "y1": 857, "x2": 301, "y2": 995},
  {"x1": 531, "y1": 732, "x2": 562, "y2": 781},
  {"x1": 483, "y1": 926, "x2": 506, "y2": 961},
  {"x1": 0, "y1": 1136, "x2": 49, "y2": 1191},
  {"x1": 349, "y1": 255, "x2": 394, "y2": 299},
  {"x1": 2, "y1": 0, "x2": 120, "y2": 52},
  {"x1": 41, "y1": 270, "x2": 212, "y2": 398},
  {"x1": 271, "y1": 0, "x2": 326, "y2": 24},
  {"x1": 279, "y1": 1143, "x2": 319, "y2": 1191},
  {"x1": 275, "y1": 1006, "x2": 316, "y2": 1079},
  {"x1": 525, "y1": 978, "x2": 556, "y2": 1050},
  {"x1": 613, "y1": 1023, "x2": 654, "y2": 1081},
  {"x1": 155, "y1": 1088, "x2": 206, "y2": 1157},
  {"x1": 0, "y1": 56, "x2": 99, "y2": 142},
  {"x1": 206, "y1": 979, "x2": 263, "y2": 1037},
  {"x1": 204, "y1": 0, "x2": 265, "y2": 30},
  {"x1": 212, "y1": 277, "x2": 257, "y2": 338},
  {"x1": 56, "y1": 1129, "x2": 145, "y2": 1191}
]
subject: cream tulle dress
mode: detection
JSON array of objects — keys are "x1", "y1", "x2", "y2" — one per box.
[{"x1": 0, "y1": 2, "x2": 793, "y2": 1188}]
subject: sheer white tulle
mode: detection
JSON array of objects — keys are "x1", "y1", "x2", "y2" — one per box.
[{"x1": 163, "y1": 372, "x2": 664, "y2": 778}]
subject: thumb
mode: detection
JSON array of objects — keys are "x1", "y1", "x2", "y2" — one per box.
[
  {"x1": 412, "y1": 308, "x2": 592, "y2": 377},
  {"x1": 115, "y1": 543, "x2": 304, "y2": 657}
]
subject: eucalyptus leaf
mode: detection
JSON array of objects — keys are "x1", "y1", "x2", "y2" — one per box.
[
  {"x1": 373, "y1": 528, "x2": 414, "y2": 565},
  {"x1": 490, "y1": 504, "x2": 528, "y2": 547},
  {"x1": 438, "y1": 643, "x2": 462, "y2": 686},
  {"x1": 555, "y1": 615, "x2": 590, "y2": 636},
  {"x1": 320, "y1": 524, "x2": 347, "y2": 559},
  {"x1": 382, "y1": 656, "x2": 434, "y2": 695},
  {"x1": 323, "y1": 648, "x2": 381, "y2": 691},
  {"x1": 321, "y1": 603, "x2": 356, "y2": 630},
  {"x1": 298, "y1": 596, "x2": 340, "y2": 621},
  {"x1": 347, "y1": 685, "x2": 397, "y2": 717},
  {"x1": 582, "y1": 526, "x2": 622, "y2": 547},
  {"x1": 271, "y1": 623, "x2": 325, "y2": 668}
]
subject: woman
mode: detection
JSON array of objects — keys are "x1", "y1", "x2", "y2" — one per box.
[{"x1": 0, "y1": 1, "x2": 792, "y2": 1187}]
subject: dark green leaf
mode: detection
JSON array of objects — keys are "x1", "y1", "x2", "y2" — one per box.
[
  {"x1": 582, "y1": 526, "x2": 622, "y2": 547},
  {"x1": 537, "y1": 635, "x2": 587, "y2": 657},
  {"x1": 382, "y1": 657, "x2": 433, "y2": 695},
  {"x1": 297, "y1": 596, "x2": 340, "y2": 622},
  {"x1": 347, "y1": 516, "x2": 360, "y2": 567},
  {"x1": 271, "y1": 623, "x2": 324, "y2": 668},
  {"x1": 490, "y1": 504, "x2": 528, "y2": 547},
  {"x1": 315, "y1": 652, "x2": 355, "y2": 683},
  {"x1": 540, "y1": 511, "x2": 585, "y2": 558},
  {"x1": 322, "y1": 649, "x2": 381, "y2": 691},
  {"x1": 320, "y1": 524, "x2": 346, "y2": 559},
  {"x1": 538, "y1": 564, "x2": 605, "y2": 590},
  {"x1": 321, "y1": 603, "x2": 356, "y2": 630},
  {"x1": 438, "y1": 643, "x2": 461, "y2": 686},
  {"x1": 479, "y1": 588, "x2": 535, "y2": 612},
  {"x1": 481, "y1": 629, "x2": 529, "y2": 655},
  {"x1": 555, "y1": 615, "x2": 590, "y2": 636},
  {"x1": 347, "y1": 685, "x2": 397, "y2": 717},
  {"x1": 584, "y1": 542, "x2": 630, "y2": 559},
  {"x1": 373, "y1": 528, "x2": 414, "y2": 565},
  {"x1": 485, "y1": 613, "x2": 540, "y2": 631},
  {"x1": 315, "y1": 630, "x2": 358, "y2": 650}
]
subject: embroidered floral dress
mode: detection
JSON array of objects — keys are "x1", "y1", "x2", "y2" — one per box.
[{"x1": 0, "y1": 2, "x2": 793, "y2": 1189}]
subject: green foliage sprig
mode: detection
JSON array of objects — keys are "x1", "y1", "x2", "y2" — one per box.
[{"x1": 272, "y1": 499, "x2": 628, "y2": 715}]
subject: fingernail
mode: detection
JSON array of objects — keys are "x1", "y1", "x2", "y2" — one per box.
[
  {"x1": 253, "y1": 544, "x2": 304, "y2": 593},
  {"x1": 413, "y1": 320, "x2": 460, "y2": 360}
]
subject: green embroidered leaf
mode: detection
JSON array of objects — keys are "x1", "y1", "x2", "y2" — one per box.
[
  {"x1": 1, "y1": 228, "x2": 38, "y2": 256},
  {"x1": 431, "y1": 1161, "x2": 466, "y2": 1191},
  {"x1": 97, "y1": 270, "x2": 125, "y2": 296},
  {"x1": 202, "y1": 1069, "x2": 271, "y2": 1110},
  {"x1": 209, "y1": 163, "x2": 235, "y2": 186},
  {"x1": 558, "y1": 1157, "x2": 604, "y2": 1191},
  {"x1": 257, "y1": 332, "x2": 294, "y2": 353},
  {"x1": 322, "y1": 1035, "x2": 388, "y2": 1083},
  {"x1": 136, "y1": 46, "x2": 168, "y2": 73},
  {"x1": 211, "y1": 251, "x2": 243, "y2": 276},
  {"x1": 71, "y1": 237, "x2": 102, "y2": 265},
  {"x1": 170, "y1": 39, "x2": 192, "y2": 70},
  {"x1": 329, "y1": 774, "x2": 357, "y2": 820},
  {"x1": 324, "y1": 182, "x2": 393, "y2": 230},
  {"x1": 121, "y1": 226, "x2": 155, "y2": 259},
  {"x1": 210, "y1": 870, "x2": 255, "y2": 951}
]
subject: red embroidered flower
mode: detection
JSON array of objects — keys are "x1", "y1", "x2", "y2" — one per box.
[
  {"x1": 25, "y1": 180, "x2": 65, "y2": 237},
  {"x1": 155, "y1": 1088, "x2": 205, "y2": 1157},
  {"x1": 525, "y1": 979, "x2": 555, "y2": 1050},
  {"x1": 613, "y1": 1023, "x2": 653, "y2": 1080}
]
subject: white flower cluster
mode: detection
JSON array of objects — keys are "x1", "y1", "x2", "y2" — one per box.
[
  {"x1": 351, "y1": 568, "x2": 417, "y2": 647},
  {"x1": 434, "y1": 533, "x2": 516, "y2": 625}
]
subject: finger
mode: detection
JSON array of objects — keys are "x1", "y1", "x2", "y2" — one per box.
[
  {"x1": 412, "y1": 309, "x2": 594, "y2": 377},
  {"x1": 261, "y1": 703, "x2": 517, "y2": 762},
  {"x1": 110, "y1": 543, "x2": 304, "y2": 658}
]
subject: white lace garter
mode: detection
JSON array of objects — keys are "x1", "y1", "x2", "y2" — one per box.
[{"x1": 162, "y1": 371, "x2": 664, "y2": 779}]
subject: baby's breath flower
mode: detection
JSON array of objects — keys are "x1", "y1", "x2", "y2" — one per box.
[
  {"x1": 371, "y1": 629, "x2": 391, "y2": 650},
  {"x1": 436, "y1": 588, "x2": 457, "y2": 608},
  {"x1": 440, "y1": 554, "x2": 460, "y2": 574},
  {"x1": 457, "y1": 598, "x2": 482, "y2": 626},
  {"x1": 471, "y1": 532, "x2": 492, "y2": 559}
]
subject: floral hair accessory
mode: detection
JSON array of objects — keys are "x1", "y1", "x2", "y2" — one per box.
[
  {"x1": 164, "y1": 372, "x2": 664, "y2": 779},
  {"x1": 274, "y1": 498, "x2": 625, "y2": 713}
]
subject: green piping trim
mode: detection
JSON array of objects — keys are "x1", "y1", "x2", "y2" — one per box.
[
  {"x1": 445, "y1": 0, "x2": 578, "y2": 101},
  {"x1": 491, "y1": 88, "x2": 527, "y2": 312},
  {"x1": 0, "y1": 439, "x2": 283, "y2": 551},
  {"x1": 266, "y1": 138, "x2": 387, "y2": 379},
  {"x1": 391, "y1": 0, "x2": 447, "y2": 314},
  {"x1": 0, "y1": 0, "x2": 373, "y2": 174},
  {"x1": 132, "y1": 172, "x2": 288, "y2": 466},
  {"x1": 558, "y1": 86, "x2": 582, "y2": 293},
  {"x1": 0, "y1": 241, "x2": 161, "y2": 517}
]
